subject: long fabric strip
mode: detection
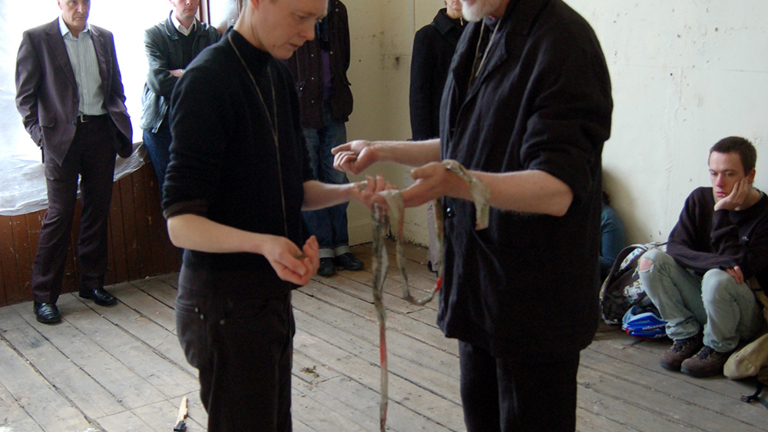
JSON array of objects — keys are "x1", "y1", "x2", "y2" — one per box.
[{"x1": 369, "y1": 159, "x2": 490, "y2": 431}]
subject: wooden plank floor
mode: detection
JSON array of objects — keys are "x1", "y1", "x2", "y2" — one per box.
[{"x1": 0, "y1": 241, "x2": 765, "y2": 431}]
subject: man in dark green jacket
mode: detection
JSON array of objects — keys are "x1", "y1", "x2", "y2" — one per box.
[{"x1": 141, "y1": 0, "x2": 220, "y2": 190}]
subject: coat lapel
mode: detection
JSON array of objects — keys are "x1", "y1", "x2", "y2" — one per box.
[
  {"x1": 43, "y1": 19, "x2": 77, "y2": 89},
  {"x1": 464, "y1": 0, "x2": 550, "y2": 102},
  {"x1": 89, "y1": 25, "x2": 111, "y2": 99},
  {"x1": 466, "y1": 24, "x2": 509, "y2": 102}
]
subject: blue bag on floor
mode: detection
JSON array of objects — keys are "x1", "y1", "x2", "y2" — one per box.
[{"x1": 622, "y1": 303, "x2": 667, "y2": 340}]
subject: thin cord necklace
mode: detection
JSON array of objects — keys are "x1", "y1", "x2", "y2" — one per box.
[
  {"x1": 469, "y1": 18, "x2": 501, "y2": 92},
  {"x1": 228, "y1": 32, "x2": 290, "y2": 237}
]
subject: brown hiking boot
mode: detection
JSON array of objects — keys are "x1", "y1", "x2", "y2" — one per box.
[
  {"x1": 681, "y1": 346, "x2": 734, "y2": 378},
  {"x1": 659, "y1": 333, "x2": 703, "y2": 371}
]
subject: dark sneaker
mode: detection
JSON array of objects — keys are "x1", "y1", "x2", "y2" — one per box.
[
  {"x1": 660, "y1": 333, "x2": 703, "y2": 371},
  {"x1": 681, "y1": 346, "x2": 734, "y2": 378},
  {"x1": 318, "y1": 258, "x2": 336, "y2": 277},
  {"x1": 334, "y1": 253, "x2": 364, "y2": 271}
]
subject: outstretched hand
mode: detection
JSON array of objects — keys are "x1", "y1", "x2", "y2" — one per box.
[
  {"x1": 332, "y1": 140, "x2": 377, "y2": 175},
  {"x1": 400, "y1": 162, "x2": 470, "y2": 208},
  {"x1": 263, "y1": 235, "x2": 320, "y2": 286}
]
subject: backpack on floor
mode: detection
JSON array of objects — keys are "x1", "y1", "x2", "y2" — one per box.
[{"x1": 599, "y1": 242, "x2": 666, "y2": 325}]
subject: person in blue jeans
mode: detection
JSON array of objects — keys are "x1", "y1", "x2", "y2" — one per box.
[
  {"x1": 600, "y1": 192, "x2": 626, "y2": 281},
  {"x1": 141, "y1": 0, "x2": 220, "y2": 191},
  {"x1": 286, "y1": 0, "x2": 362, "y2": 276}
]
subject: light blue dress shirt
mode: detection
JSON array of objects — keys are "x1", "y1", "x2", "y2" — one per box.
[{"x1": 58, "y1": 16, "x2": 107, "y2": 116}]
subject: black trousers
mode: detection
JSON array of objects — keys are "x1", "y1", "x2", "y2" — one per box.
[
  {"x1": 176, "y1": 266, "x2": 295, "y2": 432},
  {"x1": 31, "y1": 116, "x2": 117, "y2": 304},
  {"x1": 459, "y1": 341, "x2": 581, "y2": 432}
]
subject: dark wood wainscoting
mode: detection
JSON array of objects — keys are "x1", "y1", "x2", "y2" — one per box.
[{"x1": 0, "y1": 163, "x2": 182, "y2": 307}]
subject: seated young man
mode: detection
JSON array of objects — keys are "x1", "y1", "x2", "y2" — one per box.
[{"x1": 639, "y1": 136, "x2": 768, "y2": 378}]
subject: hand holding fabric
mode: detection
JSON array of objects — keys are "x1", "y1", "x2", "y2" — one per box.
[
  {"x1": 350, "y1": 174, "x2": 394, "y2": 209},
  {"x1": 400, "y1": 162, "x2": 470, "y2": 208}
]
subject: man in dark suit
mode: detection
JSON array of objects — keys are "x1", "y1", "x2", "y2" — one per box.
[{"x1": 15, "y1": 0, "x2": 133, "y2": 324}]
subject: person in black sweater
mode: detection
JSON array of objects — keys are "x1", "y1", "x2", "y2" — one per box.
[
  {"x1": 162, "y1": 0, "x2": 386, "y2": 429},
  {"x1": 639, "y1": 137, "x2": 767, "y2": 378}
]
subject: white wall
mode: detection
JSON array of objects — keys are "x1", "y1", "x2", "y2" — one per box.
[
  {"x1": 344, "y1": 0, "x2": 768, "y2": 247},
  {"x1": 569, "y1": 0, "x2": 768, "y2": 243},
  {"x1": 344, "y1": 0, "x2": 443, "y2": 247}
]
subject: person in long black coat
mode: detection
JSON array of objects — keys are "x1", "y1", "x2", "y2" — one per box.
[
  {"x1": 409, "y1": 0, "x2": 466, "y2": 271},
  {"x1": 409, "y1": 0, "x2": 465, "y2": 141}
]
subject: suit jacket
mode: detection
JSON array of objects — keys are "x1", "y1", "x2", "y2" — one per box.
[{"x1": 15, "y1": 18, "x2": 133, "y2": 166}]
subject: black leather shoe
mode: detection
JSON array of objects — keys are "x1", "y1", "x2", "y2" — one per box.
[
  {"x1": 79, "y1": 288, "x2": 118, "y2": 306},
  {"x1": 334, "y1": 253, "x2": 364, "y2": 271},
  {"x1": 318, "y1": 257, "x2": 336, "y2": 277},
  {"x1": 34, "y1": 302, "x2": 61, "y2": 324}
]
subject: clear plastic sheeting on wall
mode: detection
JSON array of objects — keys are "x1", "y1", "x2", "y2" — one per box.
[
  {"x1": 0, "y1": 0, "x2": 175, "y2": 216},
  {"x1": 0, "y1": 62, "x2": 146, "y2": 216},
  {"x1": 0, "y1": 140, "x2": 146, "y2": 217}
]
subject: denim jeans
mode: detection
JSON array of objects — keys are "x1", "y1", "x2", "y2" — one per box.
[
  {"x1": 302, "y1": 108, "x2": 350, "y2": 258},
  {"x1": 600, "y1": 204, "x2": 626, "y2": 281},
  {"x1": 639, "y1": 249, "x2": 762, "y2": 352},
  {"x1": 142, "y1": 120, "x2": 171, "y2": 191}
]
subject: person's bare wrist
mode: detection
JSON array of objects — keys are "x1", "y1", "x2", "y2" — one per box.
[{"x1": 371, "y1": 141, "x2": 388, "y2": 162}]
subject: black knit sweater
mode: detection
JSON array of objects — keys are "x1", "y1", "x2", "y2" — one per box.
[
  {"x1": 668, "y1": 187, "x2": 768, "y2": 294},
  {"x1": 163, "y1": 30, "x2": 312, "y2": 298}
]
